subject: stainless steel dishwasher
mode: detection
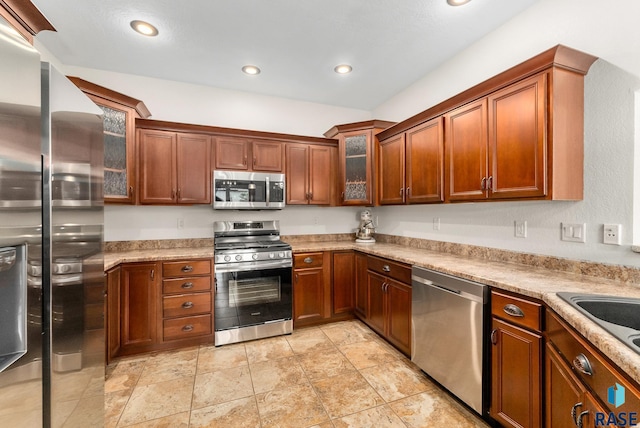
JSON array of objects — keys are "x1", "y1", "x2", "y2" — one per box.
[{"x1": 411, "y1": 266, "x2": 488, "y2": 415}]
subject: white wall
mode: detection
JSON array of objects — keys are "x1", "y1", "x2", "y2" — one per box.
[
  {"x1": 104, "y1": 205, "x2": 361, "y2": 241},
  {"x1": 372, "y1": 0, "x2": 640, "y2": 267}
]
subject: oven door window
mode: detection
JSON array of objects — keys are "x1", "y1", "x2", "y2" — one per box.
[{"x1": 215, "y1": 267, "x2": 292, "y2": 331}]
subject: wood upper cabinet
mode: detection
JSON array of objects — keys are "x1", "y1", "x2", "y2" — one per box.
[
  {"x1": 325, "y1": 120, "x2": 395, "y2": 206},
  {"x1": 67, "y1": 77, "x2": 151, "y2": 204},
  {"x1": 332, "y1": 251, "x2": 354, "y2": 315},
  {"x1": 120, "y1": 263, "x2": 158, "y2": 353},
  {"x1": 488, "y1": 73, "x2": 546, "y2": 199},
  {"x1": 285, "y1": 143, "x2": 335, "y2": 205},
  {"x1": 379, "y1": 117, "x2": 444, "y2": 205},
  {"x1": 445, "y1": 98, "x2": 488, "y2": 202},
  {"x1": 138, "y1": 128, "x2": 211, "y2": 204},
  {"x1": 215, "y1": 137, "x2": 283, "y2": 172}
]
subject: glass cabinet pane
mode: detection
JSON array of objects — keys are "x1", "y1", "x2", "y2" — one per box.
[
  {"x1": 344, "y1": 134, "x2": 368, "y2": 202},
  {"x1": 98, "y1": 105, "x2": 128, "y2": 197}
]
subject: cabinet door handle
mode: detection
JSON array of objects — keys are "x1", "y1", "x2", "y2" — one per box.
[
  {"x1": 253, "y1": 156, "x2": 257, "y2": 166},
  {"x1": 406, "y1": 187, "x2": 410, "y2": 197},
  {"x1": 129, "y1": 186, "x2": 134, "y2": 198},
  {"x1": 304, "y1": 257, "x2": 313, "y2": 264},
  {"x1": 182, "y1": 324, "x2": 194, "y2": 332},
  {"x1": 243, "y1": 156, "x2": 247, "y2": 166},
  {"x1": 503, "y1": 304, "x2": 524, "y2": 317},
  {"x1": 171, "y1": 189, "x2": 176, "y2": 200},
  {"x1": 577, "y1": 410, "x2": 589, "y2": 428},
  {"x1": 571, "y1": 402, "x2": 583, "y2": 425},
  {"x1": 182, "y1": 301, "x2": 194, "y2": 309},
  {"x1": 572, "y1": 353, "x2": 593, "y2": 376},
  {"x1": 481, "y1": 177, "x2": 487, "y2": 190},
  {"x1": 181, "y1": 282, "x2": 194, "y2": 289},
  {"x1": 490, "y1": 328, "x2": 498, "y2": 345},
  {"x1": 182, "y1": 265, "x2": 194, "y2": 273},
  {"x1": 177, "y1": 188, "x2": 181, "y2": 199},
  {"x1": 150, "y1": 269, "x2": 154, "y2": 280},
  {"x1": 341, "y1": 192, "x2": 345, "y2": 201},
  {"x1": 295, "y1": 273, "x2": 299, "y2": 283},
  {"x1": 308, "y1": 193, "x2": 313, "y2": 201},
  {"x1": 487, "y1": 175, "x2": 493, "y2": 191},
  {"x1": 382, "y1": 265, "x2": 391, "y2": 272},
  {"x1": 399, "y1": 188, "x2": 404, "y2": 197}
]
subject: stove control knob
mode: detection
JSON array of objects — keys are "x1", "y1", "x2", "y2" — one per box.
[
  {"x1": 223, "y1": 255, "x2": 231, "y2": 262},
  {"x1": 278, "y1": 252, "x2": 285, "y2": 258},
  {"x1": 252, "y1": 254, "x2": 259, "y2": 260},
  {"x1": 269, "y1": 253, "x2": 275, "y2": 259},
  {"x1": 235, "y1": 255, "x2": 243, "y2": 261}
]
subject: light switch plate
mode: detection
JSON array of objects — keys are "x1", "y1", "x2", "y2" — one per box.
[{"x1": 561, "y1": 223, "x2": 586, "y2": 243}]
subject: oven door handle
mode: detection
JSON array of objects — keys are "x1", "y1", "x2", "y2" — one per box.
[{"x1": 214, "y1": 260, "x2": 292, "y2": 273}]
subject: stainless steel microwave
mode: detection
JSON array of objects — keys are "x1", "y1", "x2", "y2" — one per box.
[{"x1": 213, "y1": 170, "x2": 285, "y2": 210}]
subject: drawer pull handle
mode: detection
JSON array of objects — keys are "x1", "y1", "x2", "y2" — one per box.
[
  {"x1": 182, "y1": 324, "x2": 194, "y2": 332},
  {"x1": 182, "y1": 301, "x2": 194, "y2": 309},
  {"x1": 181, "y1": 282, "x2": 194, "y2": 289},
  {"x1": 577, "y1": 410, "x2": 589, "y2": 428},
  {"x1": 382, "y1": 265, "x2": 391, "y2": 272},
  {"x1": 572, "y1": 353, "x2": 593, "y2": 376},
  {"x1": 503, "y1": 304, "x2": 524, "y2": 317},
  {"x1": 571, "y1": 402, "x2": 583, "y2": 425},
  {"x1": 304, "y1": 257, "x2": 313, "y2": 264},
  {"x1": 182, "y1": 265, "x2": 194, "y2": 272}
]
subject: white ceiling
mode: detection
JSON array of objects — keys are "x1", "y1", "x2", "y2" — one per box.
[{"x1": 31, "y1": 0, "x2": 539, "y2": 111}]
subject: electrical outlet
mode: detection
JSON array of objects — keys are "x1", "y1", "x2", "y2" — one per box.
[
  {"x1": 514, "y1": 220, "x2": 527, "y2": 238},
  {"x1": 433, "y1": 217, "x2": 440, "y2": 231},
  {"x1": 561, "y1": 223, "x2": 586, "y2": 243},
  {"x1": 312, "y1": 216, "x2": 319, "y2": 225},
  {"x1": 603, "y1": 224, "x2": 622, "y2": 245},
  {"x1": 177, "y1": 218, "x2": 185, "y2": 229}
]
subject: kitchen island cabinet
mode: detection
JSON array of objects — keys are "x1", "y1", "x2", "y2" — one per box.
[{"x1": 137, "y1": 129, "x2": 212, "y2": 204}]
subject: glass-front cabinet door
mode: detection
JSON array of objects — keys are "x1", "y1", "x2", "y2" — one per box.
[
  {"x1": 67, "y1": 76, "x2": 151, "y2": 204},
  {"x1": 341, "y1": 130, "x2": 373, "y2": 205}
]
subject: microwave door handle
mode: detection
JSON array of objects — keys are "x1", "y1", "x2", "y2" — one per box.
[{"x1": 266, "y1": 176, "x2": 270, "y2": 207}]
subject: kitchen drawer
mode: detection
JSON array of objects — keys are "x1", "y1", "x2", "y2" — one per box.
[
  {"x1": 491, "y1": 290, "x2": 543, "y2": 332},
  {"x1": 163, "y1": 314, "x2": 212, "y2": 341},
  {"x1": 163, "y1": 276, "x2": 211, "y2": 295},
  {"x1": 163, "y1": 292, "x2": 212, "y2": 318},
  {"x1": 367, "y1": 256, "x2": 411, "y2": 284},
  {"x1": 294, "y1": 252, "x2": 323, "y2": 269},
  {"x1": 546, "y1": 310, "x2": 640, "y2": 416},
  {"x1": 162, "y1": 259, "x2": 211, "y2": 277}
]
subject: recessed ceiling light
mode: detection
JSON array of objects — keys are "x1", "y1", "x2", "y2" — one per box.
[
  {"x1": 447, "y1": 0, "x2": 472, "y2": 5},
  {"x1": 242, "y1": 65, "x2": 261, "y2": 75},
  {"x1": 334, "y1": 64, "x2": 352, "y2": 74},
  {"x1": 130, "y1": 20, "x2": 159, "y2": 37}
]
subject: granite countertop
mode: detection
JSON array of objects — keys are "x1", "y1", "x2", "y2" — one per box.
[{"x1": 104, "y1": 240, "x2": 640, "y2": 385}]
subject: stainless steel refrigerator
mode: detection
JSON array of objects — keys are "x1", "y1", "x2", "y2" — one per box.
[{"x1": 0, "y1": 15, "x2": 105, "y2": 427}]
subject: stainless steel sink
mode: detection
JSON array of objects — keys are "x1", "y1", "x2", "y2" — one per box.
[{"x1": 557, "y1": 292, "x2": 640, "y2": 354}]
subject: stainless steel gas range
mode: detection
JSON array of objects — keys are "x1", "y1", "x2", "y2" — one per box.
[{"x1": 213, "y1": 220, "x2": 292, "y2": 346}]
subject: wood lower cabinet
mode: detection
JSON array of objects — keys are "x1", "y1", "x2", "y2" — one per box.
[
  {"x1": 106, "y1": 266, "x2": 121, "y2": 363},
  {"x1": 138, "y1": 129, "x2": 211, "y2": 204},
  {"x1": 215, "y1": 137, "x2": 283, "y2": 172},
  {"x1": 111, "y1": 258, "x2": 213, "y2": 359},
  {"x1": 360, "y1": 255, "x2": 412, "y2": 356},
  {"x1": 490, "y1": 291, "x2": 543, "y2": 428},
  {"x1": 354, "y1": 252, "x2": 368, "y2": 318},
  {"x1": 119, "y1": 262, "x2": 158, "y2": 355},
  {"x1": 332, "y1": 251, "x2": 354, "y2": 316},
  {"x1": 286, "y1": 143, "x2": 335, "y2": 205},
  {"x1": 293, "y1": 252, "x2": 331, "y2": 326}
]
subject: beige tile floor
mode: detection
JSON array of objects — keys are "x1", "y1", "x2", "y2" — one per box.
[{"x1": 105, "y1": 320, "x2": 490, "y2": 428}]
